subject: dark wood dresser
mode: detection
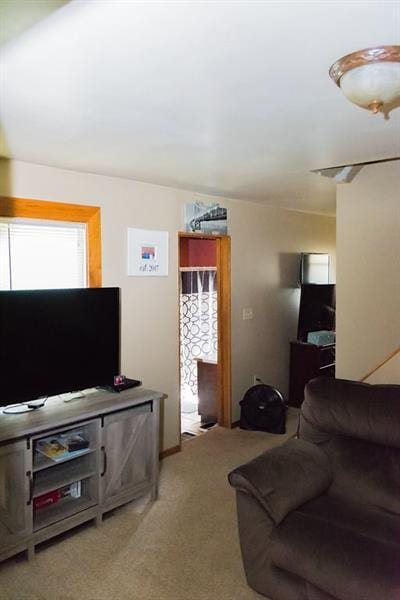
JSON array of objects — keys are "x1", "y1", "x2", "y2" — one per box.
[
  {"x1": 289, "y1": 341, "x2": 335, "y2": 407},
  {"x1": 196, "y1": 357, "x2": 218, "y2": 423}
]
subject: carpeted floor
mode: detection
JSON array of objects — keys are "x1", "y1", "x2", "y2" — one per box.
[{"x1": 0, "y1": 410, "x2": 298, "y2": 600}]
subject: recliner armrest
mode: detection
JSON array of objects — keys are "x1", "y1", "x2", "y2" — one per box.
[{"x1": 228, "y1": 439, "x2": 332, "y2": 524}]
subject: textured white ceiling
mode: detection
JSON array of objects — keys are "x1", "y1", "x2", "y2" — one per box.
[{"x1": 1, "y1": 0, "x2": 399, "y2": 214}]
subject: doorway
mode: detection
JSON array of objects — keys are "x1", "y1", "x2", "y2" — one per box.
[{"x1": 178, "y1": 233, "x2": 231, "y2": 438}]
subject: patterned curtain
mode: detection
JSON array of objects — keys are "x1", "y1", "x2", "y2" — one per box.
[{"x1": 180, "y1": 270, "x2": 217, "y2": 409}]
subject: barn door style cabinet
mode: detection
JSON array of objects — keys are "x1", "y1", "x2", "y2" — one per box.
[
  {"x1": 101, "y1": 402, "x2": 157, "y2": 509},
  {"x1": 0, "y1": 388, "x2": 162, "y2": 562},
  {"x1": 0, "y1": 440, "x2": 32, "y2": 556}
]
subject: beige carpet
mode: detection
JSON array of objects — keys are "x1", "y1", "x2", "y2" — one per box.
[{"x1": 0, "y1": 410, "x2": 298, "y2": 600}]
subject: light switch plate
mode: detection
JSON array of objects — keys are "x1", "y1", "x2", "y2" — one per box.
[{"x1": 242, "y1": 307, "x2": 253, "y2": 320}]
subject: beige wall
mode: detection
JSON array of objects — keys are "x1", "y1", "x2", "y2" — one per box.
[
  {"x1": 365, "y1": 354, "x2": 400, "y2": 385},
  {"x1": 229, "y1": 203, "x2": 336, "y2": 420},
  {"x1": 0, "y1": 159, "x2": 336, "y2": 449},
  {"x1": 336, "y1": 161, "x2": 400, "y2": 383}
]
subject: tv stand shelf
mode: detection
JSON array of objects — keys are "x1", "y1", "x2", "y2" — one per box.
[{"x1": 0, "y1": 387, "x2": 162, "y2": 562}]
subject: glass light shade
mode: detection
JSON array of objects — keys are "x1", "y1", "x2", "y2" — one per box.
[{"x1": 339, "y1": 62, "x2": 400, "y2": 109}]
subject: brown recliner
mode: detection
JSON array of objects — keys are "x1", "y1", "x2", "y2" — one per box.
[{"x1": 228, "y1": 377, "x2": 400, "y2": 600}]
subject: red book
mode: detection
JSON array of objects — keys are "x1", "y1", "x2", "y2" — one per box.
[{"x1": 33, "y1": 489, "x2": 61, "y2": 510}]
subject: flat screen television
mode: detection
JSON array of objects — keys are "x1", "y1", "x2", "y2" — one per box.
[
  {"x1": 297, "y1": 284, "x2": 336, "y2": 342},
  {"x1": 0, "y1": 287, "x2": 120, "y2": 405}
]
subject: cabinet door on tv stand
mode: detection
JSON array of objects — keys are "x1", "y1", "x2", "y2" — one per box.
[
  {"x1": 0, "y1": 440, "x2": 32, "y2": 558},
  {"x1": 100, "y1": 403, "x2": 154, "y2": 510}
]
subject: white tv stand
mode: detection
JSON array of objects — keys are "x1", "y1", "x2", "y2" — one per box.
[{"x1": 0, "y1": 387, "x2": 162, "y2": 562}]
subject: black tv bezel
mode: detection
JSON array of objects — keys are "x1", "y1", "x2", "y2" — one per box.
[
  {"x1": 0, "y1": 287, "x2": 121, "y2": 406},
  {"x1": 297, "y1": 283, "x2": 336, "y2": 343}
]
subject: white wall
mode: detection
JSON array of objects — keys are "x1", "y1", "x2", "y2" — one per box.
[
  {"x1": 336, "y1": 161, "x2": 400, "y2": 383},
  {"x1": 0, "y1": 159, "x2": 336, "y2": 449}
]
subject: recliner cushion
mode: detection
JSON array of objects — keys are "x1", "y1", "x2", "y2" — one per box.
[
  {"x1": 228, "y1": 439, "x2": 332, "y2": 525},
  {"x1": 299, "y1": 495, "x2": 400, "y2": 546},
  {"x1": 302, "y1": 378, "x2": 400, "y2": 448},
  {"x1": 269, "y1": 497, "x2": 400, "y2": 600},
  {"x1": 323, "y1": 437, "x2": 400, "y2": 514}
]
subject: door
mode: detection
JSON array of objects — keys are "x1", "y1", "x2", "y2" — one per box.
[
  {"x1": 100, "y1": 403, "x2": 154, "y2": 509},
  {"x1": 0, "y1": 440, "x2": 31, "y2": 554},
  {"x1": 179, "y1": 233, "x2": 231, "y2": 431}
]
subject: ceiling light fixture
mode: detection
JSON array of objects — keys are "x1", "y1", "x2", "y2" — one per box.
[{"x1": 329, "y1": 46, "x2": 400, "y2": 115}]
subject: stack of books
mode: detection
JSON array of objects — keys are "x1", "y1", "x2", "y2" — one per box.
[{"x1": 34, "y1": 481, "x2": 82, "y2": 510}]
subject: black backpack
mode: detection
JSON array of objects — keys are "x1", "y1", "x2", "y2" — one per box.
[{"x1": 239, "y1": 384, "x2": 287, "y2": 434}]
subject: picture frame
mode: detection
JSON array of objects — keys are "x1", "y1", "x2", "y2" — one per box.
[
  {"x1": 184, "y1": 202, "x2": 228, "y2": 235},
  {"x1": 127, "y1": 228, "x2": 169, "y2": 276}
]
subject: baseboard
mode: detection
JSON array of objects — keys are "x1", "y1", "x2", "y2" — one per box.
[
  {"x1": 231, "y1": 420, "x2": 240, "y2": 428},
  {"x1": 159, "y1": 444, "x2": 181, "y2": 460}
]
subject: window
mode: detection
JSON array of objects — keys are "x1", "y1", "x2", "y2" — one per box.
[
  {"x1": 0, "y1": 197, "x2": 101, "y2": 288},
  {"x1": 0, "y1": 219, "x2": 86, "y2": 290}
]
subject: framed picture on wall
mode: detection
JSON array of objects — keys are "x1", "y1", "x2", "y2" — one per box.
[
  {"x1": 184, "y1": 202, "x2": 228, "y2": 235},
  {"x1": 127, "y1": 228, "x2": 169, "y2": 276}
]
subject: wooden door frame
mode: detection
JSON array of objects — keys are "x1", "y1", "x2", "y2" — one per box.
[{"x1": 178, "y1": 232, "x2": 232, "y2": 428}]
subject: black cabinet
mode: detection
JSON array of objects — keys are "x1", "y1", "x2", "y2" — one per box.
[
  {"x1": 289, "y1": 341, "x2": 335, "y2": 407},
  {"x1": 196, "y1": 358, "x2": 218, "y2": 424}
]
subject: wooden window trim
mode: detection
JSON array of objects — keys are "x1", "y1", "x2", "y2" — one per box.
[{"x1": 0, "y1": 197, "x2": 102, "y2": 287}]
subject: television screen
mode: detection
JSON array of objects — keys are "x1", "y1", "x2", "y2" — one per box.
[
  {"x1": 0, "y1": 288, "x2": 120, "y2": 405},
  {"x1": 297, "y1": 284, "x2": 335, "y2": 342}
]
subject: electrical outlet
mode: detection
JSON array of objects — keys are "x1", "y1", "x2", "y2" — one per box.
[{"x1": 253, "y1": 375, "x2": 262, "y2": 386}]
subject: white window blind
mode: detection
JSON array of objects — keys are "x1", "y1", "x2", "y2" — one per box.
[{"x1": 0, "y1": 219, "x2": 87, "y2": 290}]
